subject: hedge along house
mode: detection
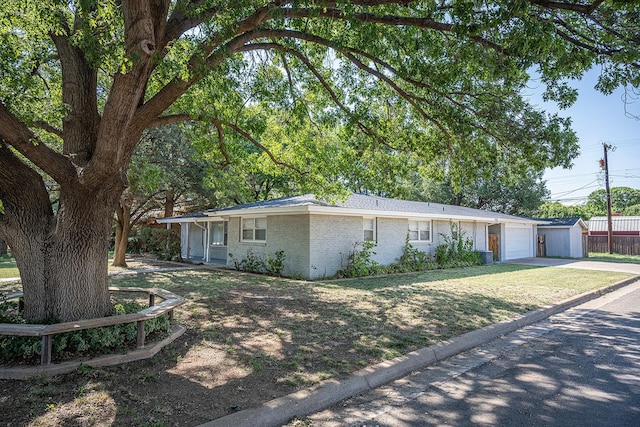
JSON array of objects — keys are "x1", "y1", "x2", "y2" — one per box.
[{"x1": 157, "y1": 194, "x2": 541, "y2": 279}]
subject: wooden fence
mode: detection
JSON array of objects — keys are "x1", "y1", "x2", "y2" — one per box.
[{"x1": 588, "y1": 235, "x2": 640, "y2": 255}]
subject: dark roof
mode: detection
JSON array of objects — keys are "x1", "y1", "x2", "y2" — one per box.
[
  {"x1": 190, "y1": 193, "x2": 537, "y2": 222},
  {"x1": 535, "y1": 217, "x2": 583, "y2": 227},
  {"x1": 213, "y1": 194, "x2": 326, "y2": 212}
]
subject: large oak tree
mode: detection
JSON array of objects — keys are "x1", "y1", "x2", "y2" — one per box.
[{"x1": 1, "y1": 1, "x2": 638, "y2": 322}]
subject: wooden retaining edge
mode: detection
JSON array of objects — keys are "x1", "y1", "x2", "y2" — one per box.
[
  {"x1": 0, "y1": 323, "x2": 186, "y2": 380},
  {"x1": 0, "y1": 287, "x2": 187, "y2": 370}
]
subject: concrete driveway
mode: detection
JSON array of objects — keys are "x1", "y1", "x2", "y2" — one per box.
[{"x1": 508, "y1": 257, "x2": 640, "y2": 275}]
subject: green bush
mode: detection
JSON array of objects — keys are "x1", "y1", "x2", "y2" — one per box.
[
  {"x1": 228, "y1": 250, "x2": 287, "y2": 276},
  {"x1": 399, "y1": 234, "x2": 433, "y2": 270},
  {"x1": 435, "y1": 223, "x2": 482, "y2": 267},
  {"x1": 337, "y1": 240, "x2": 379, "y2": 278},
  {"x1": 0, "y1": 301, "x2": 170, "y2": 365},
  {"x1": 265, "y1": 250, "x2": 286, "y2": 276},
  {"x1": 139, "y1": 227, "x2": 181, "y2": 261}
]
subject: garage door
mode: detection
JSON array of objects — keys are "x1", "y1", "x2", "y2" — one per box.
[{"x1": 505, "y1": 224, "x2": 534, "y2": 260}]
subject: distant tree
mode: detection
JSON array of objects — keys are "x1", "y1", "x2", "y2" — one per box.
[
  {"x1": 112, "y1": 125, "x2": 212, "y2": 267},
  {"x1": 401, "y1": 168, "x2": 549, "y2": 217},
  {"x1": 623, "y1": 204, "x2": 640, "y2": 216},
  {"x1": 582, "y1": 187, "x2": 640, "y2": 217},
  {"x1": 536, "y1": 202, "x2": 586, "y2": 220}
]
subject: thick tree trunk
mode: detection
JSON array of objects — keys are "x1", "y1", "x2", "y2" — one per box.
[
  {"x1": 0, "y1": 240, "x2": 7, "y2": 256},
  {"x1": 8, "y1": 185, "x2": 121, "y2": 322}
]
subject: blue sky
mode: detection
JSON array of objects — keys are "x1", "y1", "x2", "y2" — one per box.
[{"x1": 530, "y1": 68, "x2": 640, "y2": 206}]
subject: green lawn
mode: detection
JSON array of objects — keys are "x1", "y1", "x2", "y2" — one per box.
[
  {"x1": 0, "y1": 263, "x2": 635, "y2": 426},
  {"x1": 586, "y1": 252, "x2": 640, "y2": 264},
  {"x1": 0, "y1": 255, "x2": 172, "y2": 281},
  {"x1": 0, "y1": 255, "x2": 19, "y2": 279}
]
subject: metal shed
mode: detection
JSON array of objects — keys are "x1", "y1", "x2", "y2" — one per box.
[{"x1": 537, "y1": 217, "x2": 588, "y2": 259}]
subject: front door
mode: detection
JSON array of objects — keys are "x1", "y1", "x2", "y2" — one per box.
[{"x1": 489, "y1": 234, "x2": 499, "y2": 261}]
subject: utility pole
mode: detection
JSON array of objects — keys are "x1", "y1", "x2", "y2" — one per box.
[{"x1": 601, "y1": 143, "x2": 614, "y2": 254}]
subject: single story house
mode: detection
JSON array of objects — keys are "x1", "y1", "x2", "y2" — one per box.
[
  {"x1": 536, "y1": 217, "x2": 588, "y2": 258},
  {"x1": 157, "y1": 194, "x2": 542, "y2": 279},
  {"x1": 588, "y1": 216, "x2": 640, "y2": 236}
]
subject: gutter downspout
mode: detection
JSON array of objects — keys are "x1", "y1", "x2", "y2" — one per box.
[
  {"x1": 185, "y1": 223, "x2": 190, "y2": 260},
  {"x1": 192, "y1": 221, "x2": 208, "y2": 262}
]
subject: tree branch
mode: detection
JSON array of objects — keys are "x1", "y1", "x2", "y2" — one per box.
[
  {"x1": 217, "y1": 118, "x2": 307, "y2": 176},
  {"x1": 146, "y1": 113, "x2": 303, "y2": 173},
  {"x1": 242, "y1": 32, "x2": 451, "y2": 140},
  {"x1": 0, "y1": 101, "x2": 75, "y2": 185},
  {"x1": 0, "y1": 142, "x2": 53, "y2": 222},
  {"x1": 529, "y1": 0, "x2": 605, "y2": 14},
  {"x1": 239, "y1": 41, "x2": 405, "y2": 152},
  {"x1": 137, "y1": 2, "x2": 292, "y2": 128},
  {"x1": 50, "y1": 29, "x2": 100, "y2": 166},
  {"x1": 31, "y1": 121, "x2": 64, "y2": 138},
  {"x1": 211, "y1": 119, "x2": 232, "y2": 168},
  {"x1": 277, "y1": 7, "x2": 507, "y2": 54}
]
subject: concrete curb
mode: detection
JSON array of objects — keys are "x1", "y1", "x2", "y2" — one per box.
[{"x1": 198, "y1": 275, "x2": 640, "y2": 427}]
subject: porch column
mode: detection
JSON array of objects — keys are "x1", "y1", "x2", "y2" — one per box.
[
  {"x1": 205, "y1": 222, "x2": 210, "y2": 262},
  {"x1": 185, "y1": 223, "x2": 190, "y2": 260}
]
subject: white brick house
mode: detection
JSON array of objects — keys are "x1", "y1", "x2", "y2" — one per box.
[{"x1": 157, "y1": 194, "x2": 540, "y2": 279}]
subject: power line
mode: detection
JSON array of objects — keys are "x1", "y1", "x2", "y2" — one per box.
[{"x1": 550, "y1": 179, "x2": 600, "y2": 198}]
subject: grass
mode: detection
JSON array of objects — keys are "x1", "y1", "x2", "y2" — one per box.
[
  {"x1": 585, "y1": 252, "x2": 640, "y2": 264},
  {"x1": 0, "y1": 255, "x2": 19, "y2": 279},
  {"x1": 0, "y1": 261, "x2": 635, "y2": 426},
  {"x1": 0, "y1": 254, "x2": 178, "y2": 281}
]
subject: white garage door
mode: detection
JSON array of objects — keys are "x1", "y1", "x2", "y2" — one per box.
[{"x1": 505, "y1": 224, "x2": 534, "y2": 260}]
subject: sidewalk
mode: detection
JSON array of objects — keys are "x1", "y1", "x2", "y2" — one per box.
[
  {"x1": 199, "y1": 272, "x2": 640, "y2": 427},
  {"x1": 506, "y1": 257, "x2": 640, "y2": 274}
]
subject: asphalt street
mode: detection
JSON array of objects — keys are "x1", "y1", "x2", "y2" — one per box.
[{"x1": 304, "y1": 279, "x2": 640, "y2": 427}]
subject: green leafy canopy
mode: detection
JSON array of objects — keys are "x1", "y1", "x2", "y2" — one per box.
[{"x1": 2, "y1": 0, "x2": 640, "y2": 203}]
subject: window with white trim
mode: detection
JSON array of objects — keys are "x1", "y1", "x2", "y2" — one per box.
[
  {"x1": 241, "y1": 217, "x2": 267, "y2": 242},
  {"x1": 363, "y1": 217, "x2": 376, "y2": 241},
  {"x1": 209, "y1": 222, "x2": 227, "y2": 246},
  {"x1": 408, "y1": 220, "x2": 431, "y2": 242}
]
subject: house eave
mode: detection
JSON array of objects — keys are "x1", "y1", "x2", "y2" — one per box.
[
  {"x1": 156, "y1": 215, "x2": 225, "y2": 224},
  {"x1": 203, "y1": 204, "x2": 540, "y2": 224}
]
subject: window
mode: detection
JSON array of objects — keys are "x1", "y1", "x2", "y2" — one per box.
[
  {"x1": 409, "y1": 220, "x2": 431, "y2": 242},
  {"x1": 209, "y1": 222, "x2": 227, "y2": 246},
  {"x1": 241, "y1": 217, "x2": 267, "y2": 242},
  {"x1": 363, "y1": 217, "x2": 376, "y2": 241}
]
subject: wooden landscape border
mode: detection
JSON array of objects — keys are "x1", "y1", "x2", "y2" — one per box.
[{"x1": 0, "y1": 287, "x2": 186, "y2": 379}]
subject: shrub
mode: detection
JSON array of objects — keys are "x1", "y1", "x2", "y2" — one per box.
[
  {"x1": 338, "y1": 240, "x2": 379, "y2": 278},
  {"x1": 228, "y1": 250, "x2": 286, "y2": 276},
  {"x1": 139, "y1": 227, "x2": 181, "y2": 261},
  {"x1": 0, "y1": 301, "x2": 170, "y2": 365},
  {"x1": 435, "y1": 222, "x2": 482, "y2": 267},
  {"x1": 265, "y1": 250, "x2": 286, "y2": 276},
  {"x1": 399, "y1": 234, "x2": 433, "y2": 270}
]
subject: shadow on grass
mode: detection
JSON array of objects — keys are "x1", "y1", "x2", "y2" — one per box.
[
  {"x1": 326, "y1": 263, "x2": 542, "y2": 290},
  {"x1": 1, "y1": 266, "x2": 543, "y2": 426}
]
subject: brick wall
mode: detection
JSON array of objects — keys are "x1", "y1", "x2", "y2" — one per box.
[
  {"x1": 226, "y1": 215, "x2": 310, "y2": 277},
  {"x1": 308, "y1": 214, "x2": 361, "y2": 279}
]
